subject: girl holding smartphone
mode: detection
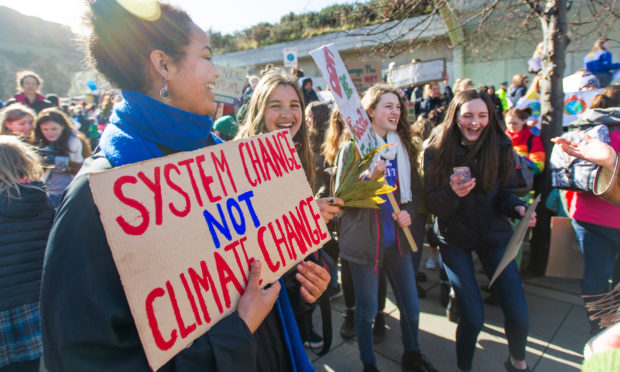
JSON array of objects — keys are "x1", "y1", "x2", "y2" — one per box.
[{"x1": 424, "y1": 90, "x2": 535, "y2": 372}]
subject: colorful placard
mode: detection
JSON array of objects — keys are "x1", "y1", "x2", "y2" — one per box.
[
  {"x1": 88, "y1": 131, "x2": 330, "y2": 370},
  {"x1": 283, "y1": 47, "x2": 298, "y2": 68},
  {"x1": 516, "y1": 89, "x2": 603, "y2": 127}
]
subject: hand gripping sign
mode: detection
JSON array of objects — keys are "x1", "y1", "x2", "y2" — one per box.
[
  {"x1": 88, "y1": 131, "x2": 330, "y2": 370},
  {"x1": 310, "y1": 44, "x2": 417, "y2": 252}
]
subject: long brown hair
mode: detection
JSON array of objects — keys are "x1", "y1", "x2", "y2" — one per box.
[
  {"x1": 427, "y1": 89, "x2": 514, "y2": 192},
  {"x1": 237, "y1": 71, "x2": 315, "y2": 189},
  {"x1": 33, "y1": 108, "x2": 92, "y2": 160},
  {"x1": 307, "y1": 101, "x2": 331, "y2": 155},
  {"x1": 361, "y1": 84, "x2": 417, "y2": 163},
  {"x1": 321, "y1": 108, "x2": 350, "y2": 166}
]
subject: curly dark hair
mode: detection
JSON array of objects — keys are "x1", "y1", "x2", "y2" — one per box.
[{"x1": 87, "y1": 0, "x2": 194, "y2": 93}]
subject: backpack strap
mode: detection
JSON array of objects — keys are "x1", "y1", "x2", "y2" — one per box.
[
  {"x1": 527, "y1": 133, "x2": 534, "y2": 153},
  {"x1": 304, "y1": 292, "x2": 332, "y2": 356}
]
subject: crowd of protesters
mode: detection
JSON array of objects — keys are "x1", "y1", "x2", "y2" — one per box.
[{"x1": 0, "y1": 1, "x2": 619, "y2": 372}]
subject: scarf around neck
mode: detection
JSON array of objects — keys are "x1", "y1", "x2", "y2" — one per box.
[
  {"x1": 98, "y1": 90, "x2": 220, "y2": 166},
  {"x1": 97, "y1": 90, "x2": 312, "y2": 371},
  {"x1": 371, "y1": 130, "x2": 412, "y2": 204}
]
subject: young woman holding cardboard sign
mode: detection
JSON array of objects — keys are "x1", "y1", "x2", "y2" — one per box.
[
  {"x1": 236, "y1": 70, "x2": 343, "y2": 350},
  {"x1": 336, "y1": 84, "x2": 435, "y2": 372},
  {"x1": 40, "y1": 2, "x2": 330, "y2": 371},
  {"x1": 424, "y1": 90, "x2": 535, "y2": 372}
]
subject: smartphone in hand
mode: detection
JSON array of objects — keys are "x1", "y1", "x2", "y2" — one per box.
[{"x1": 452, "y1": 166, "x2": 471, "y2": 184}]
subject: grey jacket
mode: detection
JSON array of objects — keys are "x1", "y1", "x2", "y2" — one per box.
[{"x1": 335, "y1": 141, "x2": 419, "y2": 267}]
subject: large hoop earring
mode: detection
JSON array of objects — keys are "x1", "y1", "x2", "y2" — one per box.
[{"x1": 159, "y1": 73, "x2": 170, "y2": 101}]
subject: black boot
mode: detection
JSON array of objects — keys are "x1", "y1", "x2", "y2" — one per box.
[
  {"x1": 446, "y1": 288, "x2": 460, "y2": 324},
  {"x1": 340, "y1": 309, "x2": 355, "y2": 339},
  {"x1": 439, "y1": 267, "x2": 450, "y2": 308},
  {"x1": 363, "y1": 363, "x2": 381, "y2": 372},
  {"x1": 417, "y1": 283, "x2": 426, "y2": 299},
  {"x1": 402, "y1": 349, "x2": 437, "y2": 372},
  {"x1": 373, "y1": 312, "x2": 386, "y2": 344}
]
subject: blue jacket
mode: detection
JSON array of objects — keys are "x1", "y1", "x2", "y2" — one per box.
[
  {"x1": 584, "y1": 50, "x2": 620, "y2": 75},
  {"x1": 0, "y1": 182, "x2": 54, "y2": 311}
]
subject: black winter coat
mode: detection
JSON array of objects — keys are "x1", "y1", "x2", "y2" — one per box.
[
  {"x1": 40, "y1": 156, "x2": 262, "y2": 372},
  {"x1": 424, "y1": 140, "x2": 525, "y2": 251},
  {"x1": 6, "y1": 95, "x2": 53, "y2": 114},
  {"x1": 0, "y1": 182, "x2": 54, "y2": 311}
]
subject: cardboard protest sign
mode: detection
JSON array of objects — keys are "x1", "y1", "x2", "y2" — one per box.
[
  {"x1": 345, "y1": 61, "x2": 381, "y2": 93},
  {"x1": 391, "y1": 59, "x2": 445, "y2": 88},
  {"x1": 283, "y1": 47, "x2": 298, "y2": 68},
  {"x1": 546, "y1": 217, "x2": 583, "y2": 279},
  {"x1": 489, "y1": 195, "x2": 540, "y2": 287},
  {"x1": 212, "y1": 64, "x2": 247, "y2": 105},
  {"x1": 88, "y1": 131, "x2": 330, "y2": 370},
  {"x1": 405, "y1": 101, "x2": 417, "y2": 124},
  {"x1": 310, "y1": 44, "x2": 378, "y2": 157}
]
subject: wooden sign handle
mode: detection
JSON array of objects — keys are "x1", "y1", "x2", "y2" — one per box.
[
  {"x1": 352, "y1": 149, "x2": 418, "y2": 252},
  {"x1": 385, "y1": 189, "x2": 418, "y2": 253}
]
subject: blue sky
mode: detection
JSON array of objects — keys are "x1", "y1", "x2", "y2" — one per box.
[{"x1": 0, "y1": 0, "x2": 359, "y2": 35}]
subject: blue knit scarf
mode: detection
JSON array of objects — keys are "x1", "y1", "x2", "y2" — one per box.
[{"x1": 98, "y1": 90, "x2": 312, "y2": 372}]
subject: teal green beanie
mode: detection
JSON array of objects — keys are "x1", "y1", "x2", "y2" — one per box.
[{"x1": 213, "y1": 115, "x2": 238, "y2": 138}]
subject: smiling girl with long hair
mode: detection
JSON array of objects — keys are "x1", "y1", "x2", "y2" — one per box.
[{"x1": 425, "y1": 89, "x2": 534, "y2": 372}]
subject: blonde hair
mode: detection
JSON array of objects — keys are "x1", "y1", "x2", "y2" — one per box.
[
  {"x1": 454, "y1": 78, "x2": 473, "y2": 94},
  {"x1": 0, "y1": 104, "x2": 36, "y2": 136},
  {"x1": 511, "y1": 73, "x2": 528, "y2": 87},
  {"x1": 236, "y1": 71, "x2": 315, "y2": 189},
  {"x1": 0, "y1": 135, "x2": 44, "y2": 197},
  {"x1": 524, "y1": 73, "x2": 542, "y2": 97},
  {"x1": 589, "y1": 36, "x2": 609, "y2": 58}
]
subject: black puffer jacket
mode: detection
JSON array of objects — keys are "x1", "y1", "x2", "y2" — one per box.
[
  {"x1": 424, "y1": 140, "x2": 525, "y2": 251},
  {"x1": 0, "y1": 182, "x2": 54, "y2": 311}
]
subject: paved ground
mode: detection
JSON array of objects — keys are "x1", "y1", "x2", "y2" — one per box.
[{"x1": 306, "y1": 249, "x2": 590, "y2": 372}]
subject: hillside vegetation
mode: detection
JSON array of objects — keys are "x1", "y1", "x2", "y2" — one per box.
[
  {"x1": 0, "y1": 6, "x2": 83, "y2": 100},
  {"x1": 207, "y1": 0, "x2": 434, "y2": 54}
]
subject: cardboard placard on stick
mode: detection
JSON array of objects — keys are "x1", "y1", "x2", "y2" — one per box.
[
  {"x1": 545, "y1": 217, "x2": 583, "y2": 279},
  {"x1": 88, "y1": 131, "x2": 330, "y2": 371},
  {"x1": 489, "y1": 195, "x2": 541, "y2": 287},
  {"x1": 345, "y1": 61, "x2": 381, "y2": 93},
  {"x1": 310, "y1": 44, "x2": 417, "y2": 252}
]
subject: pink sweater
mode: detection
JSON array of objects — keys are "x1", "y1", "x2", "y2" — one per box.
[{"x1": 568, "y1": 130, "x2": 620, "y2": 229}]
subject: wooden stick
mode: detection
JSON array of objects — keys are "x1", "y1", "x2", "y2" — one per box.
[{"x1": 385, "y1": 190, "x2": 418, "y2": 252}]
